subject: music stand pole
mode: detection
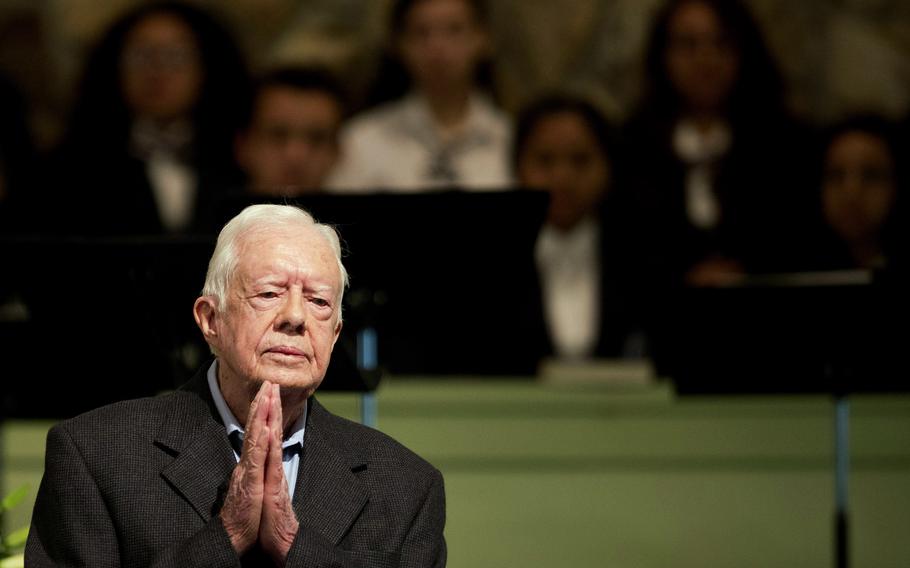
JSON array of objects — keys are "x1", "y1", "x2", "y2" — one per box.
[
  {"x1": 834, "y1": 392, "x2": 849, "y2": 568},
  {"x1": 357, "y1": 327, "x2": 379, "y2": 428}
]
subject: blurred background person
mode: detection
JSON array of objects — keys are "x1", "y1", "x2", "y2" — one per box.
[
  {"x1": 234, "y1": 66, "x2": 347, "y2": 197},
  {"x1": 515, "y1": 94, "x2": 642, "y2": 360},
  {"x1": 621, "y1": 0, "x2": 815, "y2": 289},
  {"x1": 329, "y1": 0, "x2": 511, "y2": 192},
  {"x1": 44, "y1": 1, "x2": 249, "y2": 236},
  {"x1": 811, "y1": 114, "x2": 903, "y2": 272},
  {"x1": 203, "y1": 65, "x2": 348, "y2": 230}
]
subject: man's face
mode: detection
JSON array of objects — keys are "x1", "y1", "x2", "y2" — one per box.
[
  {"x1": 236, "y1": 86, "x2": 342, "y2": 195},
  {"x1": 202, "y1": 225, "x2": 343, "y2": 398}
]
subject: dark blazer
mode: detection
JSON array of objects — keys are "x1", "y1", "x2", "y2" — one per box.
[
  {"x1": 536, "y1": 202, "x2": 646, "y2": 360},
  {"x1": 619, "y1": 109, "x2": 817, "y2": 286},
  {"x1": 41, "y1": 150, "x2": 225, "y2": 237},
  {"x1": 26, "y1": 369, "x2": 446, "y2": 567}
]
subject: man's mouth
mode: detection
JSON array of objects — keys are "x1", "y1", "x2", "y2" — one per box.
[{"x1": 266, "y1": 346, "x2": 307, "y2": 357}]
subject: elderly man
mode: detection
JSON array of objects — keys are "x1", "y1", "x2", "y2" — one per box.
[{"x1": 26, "y1": 204, "x2": 446, "y2": 567}]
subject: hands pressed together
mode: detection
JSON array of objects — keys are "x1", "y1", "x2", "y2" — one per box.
[{"x1": 220, "y1": 382, "x2": 299, "y2": 565}]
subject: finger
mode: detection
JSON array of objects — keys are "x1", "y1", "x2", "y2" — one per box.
[
  {"x1": 222, "y1": 388, "x2": 270, "y2": 555},
  {"x1": 270, "y1": 383, "x2": 283, "y2": 437},
  {"x1": 245, "y1": 381, "x2": 271, "y2": 431},
  {"x1": 241, "y1": 382, "x2": 272, "y2": 474},
  {"x1": 265, "y1": 417, "x2": 285, "y2": 494},
  {"x1": 265, "y1": 387, "x2": 287, "y2": 495}
]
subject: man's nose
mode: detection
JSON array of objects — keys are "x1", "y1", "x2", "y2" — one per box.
[
  {"x1": 548, "y1": 163, "x2": 575, "y2": 192},
  {"x1": 277, "y1": 291, "x2": 307, "y2": 334},
  {"x1": 284, "y1": 137, "x2": 312, "y2": 162}
]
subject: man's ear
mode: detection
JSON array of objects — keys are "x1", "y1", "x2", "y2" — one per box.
[
  {"x1": 332, "y1": 320, "x2": 343, "y2": 348},
  {"x1": 193, "y1": 296, "x2": 219, "y2": 341}
]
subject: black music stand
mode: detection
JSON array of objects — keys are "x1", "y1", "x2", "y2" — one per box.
[
  {"x1": 2, "y1": 189, "x2": 549, "y2": 421},
  {"x1": 213, "y1": 189, "x2": 551, "y2": 377},
  {"x1": 653, "y1": 268, "x2": 908, "y2": 568}
]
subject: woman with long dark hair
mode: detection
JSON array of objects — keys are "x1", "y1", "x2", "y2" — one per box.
[
  {"x1": 622, "y1": 0, "x2": 815, "y2": 287},
  {"x1": 329, "y1": 0, "x2": 511, "y2": 192},
  {"x1": 47, "y1": 1, "x2": 249, "y2": 235}
]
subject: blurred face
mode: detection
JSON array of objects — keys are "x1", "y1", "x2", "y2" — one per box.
[
  {"x1": 236, "y1": 86, "x2": 342, "y2": 194},
  {"x1": 398, "y1": 0, "x2": 488, "y2": 95},
  {"x1": 120, "y1": 12, "x2": 203, "y2": 121},
  {"x1": 664, "y1": 0, "x2": 739, "y2": 114},
  {"x1": 198, "y1": 225, "x2": 343, "y2": 399},
  {"x1": 518, "y1": 112, "x2": 610, "y2": 231},
  {"x1": 823, "y1": 131, "x2": 896, "y2": 245}
]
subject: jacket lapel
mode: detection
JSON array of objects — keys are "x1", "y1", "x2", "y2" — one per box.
[
  {"x1": 151, "y1": 371, "x2": 370, "y2": 539},
  {"x1": 155, "y1": 370, "x2": 237, "y2": 523},
  {"x1": 294, "y1": 398, "x2": 369, "y2": 545}
]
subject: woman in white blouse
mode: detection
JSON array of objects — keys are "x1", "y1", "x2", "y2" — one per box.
[{"x1": 514, "y1": 94, "x2": 642, "y2": 360}]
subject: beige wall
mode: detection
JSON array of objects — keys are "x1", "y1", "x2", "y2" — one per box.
[{"x1": 3, "y1": 0, "x2": 910, "y2": 148}]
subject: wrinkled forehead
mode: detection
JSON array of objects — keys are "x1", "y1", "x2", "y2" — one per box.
[{"x1": 232, "y1": 224, "x2": 342, "y2": 288}]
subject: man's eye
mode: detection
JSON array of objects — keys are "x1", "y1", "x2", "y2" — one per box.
[
  {"x1": 259, "y1": 291, "x2": 279, "y2": 299},
  {"x1": 311, "y1": 298, "x2": 329, "y2": 307}
]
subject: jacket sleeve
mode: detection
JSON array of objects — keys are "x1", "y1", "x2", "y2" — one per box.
[
  {"x1": 24, "y1": 424, "x2": 241, "y2": 568},
  {"x1": 399, "y1": 467, "x2": 446, "y2": 568},
  {"x1": 26, "y1": 424, "x2": 123, "y2": 567}
]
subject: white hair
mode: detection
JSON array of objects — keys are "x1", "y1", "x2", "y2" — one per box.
[{"x1": 202, "y1": 204, "x2": 349, "y2": 319}]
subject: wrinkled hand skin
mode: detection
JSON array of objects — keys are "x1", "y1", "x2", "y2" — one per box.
[
  {"x1": 260, "y1": 383, "x2": 299, "y2": 564},
  {"x1": 220, "y1": 383, "x2": 299, "y2": 564}
]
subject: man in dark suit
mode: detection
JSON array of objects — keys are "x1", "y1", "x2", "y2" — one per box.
[{"x1": 26, "y1": 204, "x2": 446, "y2": 567}]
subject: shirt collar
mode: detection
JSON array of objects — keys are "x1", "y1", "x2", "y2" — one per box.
[
  {"x1": 399, "y1": 92, "x2": 498, "y2": 148},
  {"x1": 206, "y1": 360, "x2": 307, "y2": 450},
  {"x1": 536, "y1": 216, "x2": 600, "y2": 264}
]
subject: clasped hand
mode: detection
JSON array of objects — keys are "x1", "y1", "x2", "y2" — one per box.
[{"x1": 220, "y1": 382, "x2": 299, "y2": 565}]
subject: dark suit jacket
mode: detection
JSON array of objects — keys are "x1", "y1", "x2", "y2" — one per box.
[
  {"x1": 26, "y1": 369, "x2": 446, "y2": 567},
  {"x1": 619, "y1": 108, "x2": 817, "y2": 286}
]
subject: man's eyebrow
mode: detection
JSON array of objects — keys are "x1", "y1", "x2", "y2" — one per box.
[
  {"x1": 246, "y1": 276, "x2": 287, "y2": 290},
  {"x1": 307, "y1": 284, "x2": 336, "y2": 295}
]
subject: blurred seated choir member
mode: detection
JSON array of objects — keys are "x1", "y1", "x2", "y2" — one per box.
[
  {"x1": 235, "y1": 67, "x2": 347, "y2": 197},
  {"x1": 328, "y1": 0, "x2": 512, "y2": 192},
  {"x1": 44, "y1": 1, "x2": 249, "y2": 236},
  {"x1": 514, "y1": 94, "x2": 643, "y2": 360},
  {"x1": 621, "y1": 0, "x2": 815, "y2": 290},
  {"x1": 205, "y1": 66, "x2": 348, "y2": 230},
  {"x1": 811, "y1": 114, "x2": 905, "y2": 273}
]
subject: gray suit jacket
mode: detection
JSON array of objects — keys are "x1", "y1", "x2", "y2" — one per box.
[{"x1": 25, "y1": 369, "x2": 446, "y2": 567}]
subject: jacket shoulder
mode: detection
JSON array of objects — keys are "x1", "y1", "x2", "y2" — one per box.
[
  {"x1": 312, "y1": 399, "x2": 441, "y2": 480},
  {"x1": 52, "y1": 390, "x2": 194, "y2": 448}
]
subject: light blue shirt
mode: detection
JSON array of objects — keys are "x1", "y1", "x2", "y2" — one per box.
[{"x1": 206, "y1": 361, "x2": 306, "y2": 500}]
